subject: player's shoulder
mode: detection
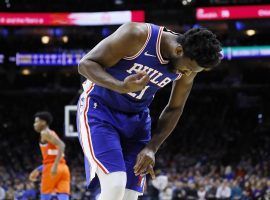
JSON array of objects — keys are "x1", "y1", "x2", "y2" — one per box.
[
  {"x1": 118, "y1": 22, "x2": 149, "y2": 43},
  {"x1": 41, "y1": 129, "x2": 57, "y2": 140},
  {"x1": 120, "y1": 22, "x2": 147, "y2": 34}
]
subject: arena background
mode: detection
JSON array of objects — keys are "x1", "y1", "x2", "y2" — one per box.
[{"x1": 1, "y1": 0, "x2": 270, "y2": 199}]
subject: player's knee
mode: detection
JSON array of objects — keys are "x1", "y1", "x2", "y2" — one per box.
[
  {"x1": 107, "y1": 172, "x2": 127, "y2": 192},
  {"x1": 108, "y1": 183, "x2": 126, "y2": 197},
  {"x1": 101, "y1": 172, "x2": 127, "y2": 200},
  {"x1": 123, "y1": 189, "x2": 140, "y2": 200},
  {"x1": 97, "y1": 169, "x2": 127, "y2": 199},
  {"x1": 100, "y1": 172, "x2": 127, "y2": 199}
]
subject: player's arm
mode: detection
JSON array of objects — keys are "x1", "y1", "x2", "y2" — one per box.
[
  {"x1": 147, "y1": 72, "x2": 196, "y2": 152},
  {"x1": 78, "y1": 22, "x2": 149, "y2": 94},
  {"x1": 41, "y1": 130, "x2": 65, "y2": 175},
  {"x1": 134, "y1": 72, "x2": 197, "y2": 177},
  {"x1": 29, "y1": 165, "x2": 43, "y2": 181}
]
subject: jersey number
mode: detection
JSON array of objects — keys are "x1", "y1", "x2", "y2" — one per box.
[{"x1": 128, "y1": 86, "x2": 150, "y2": 100}]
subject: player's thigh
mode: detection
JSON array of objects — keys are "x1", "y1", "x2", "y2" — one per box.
[
  {"x1": 41, "y1": 164, "x2": 58, "y2": 194},
  {"x1": 90, "y1": 117, "x2": 127, "y2": 171},
  {"x1": 55, "y1": 164, "x2": 70, "y2": 194},
  {"x1": 79, "y1": 97, "x2": 126, "y2": 172},
  {"x1": 90, "y1": 122, "x2": 127, "y2": 173}
]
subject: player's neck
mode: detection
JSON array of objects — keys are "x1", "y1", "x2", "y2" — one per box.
[
  {"x1": 40, "y1": 126, "x2": 50, "y2": 133},
  {"x1": 160, "y1": 32, "x2": 179, "y2": 61}
]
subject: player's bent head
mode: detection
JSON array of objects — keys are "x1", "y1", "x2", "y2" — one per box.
[
  {"x1": 178, "y1": 28, "x2": 222, "y2": 70},
  {"x1": 33, "y1": 111, "x2": 53, "y2": 132}
]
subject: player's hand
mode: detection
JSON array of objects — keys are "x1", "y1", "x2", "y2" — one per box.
[
  {"x1": 143, "y1": 165, "x2": 155, "y2": 179},
  {"x1": 134, "y1": 147, "x2": 156, "y2": 179},
  {"x1": 51, "y1": 164, "x2": 58, "y2": 176},
  {"x1": 121, "y1": 71, "x2": 149, "y2": 93},
  {"x1": 29, "y1": 169, "x2": 40, "y2": 182}
]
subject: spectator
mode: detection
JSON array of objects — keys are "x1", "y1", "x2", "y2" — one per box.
[
  {"x1": 159, "y1": 186, "x2": 173, "y2": 200},
  {"x1": 152, "y1": 175, "x2": 169, "y2": 192},
  {"x1": 152, "y1": 175, "x2": 173, "y2": 200},
  {"x1": 14, "y1": 182, "x2": 25, "y2": 200},
  {"x1": 185, "y1": 181, "x2": 197, "y2": 199},
  {"x1": 21, "y1": 182, "x2": 37, "y2": 200},
  {"x1": 197, "y1": 185, "x2": 206, "y2": 200},
  {"x1": 0, "y1": 183, "x2": 5, "y2": 200},
  {"x1": 172, "y1": 181, "x2": 186, "y2": 200},
  {"x1": 216, "y1": 180, "x2": 231, "y2": 199},
  {"x1": 230, "y1": 180, "x2": 242, "y2": 200},
  {"x1": 206, "y1": 180, "x2": 218, "y2": 200}
]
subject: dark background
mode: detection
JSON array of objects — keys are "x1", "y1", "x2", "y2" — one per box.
[{"x1": 1, "y1": 0, "x2": 270, "y2": 199}]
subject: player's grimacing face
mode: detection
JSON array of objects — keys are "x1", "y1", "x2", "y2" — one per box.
[{"x1": 33, "y1": 117, "x2": 46, "y2": 132}]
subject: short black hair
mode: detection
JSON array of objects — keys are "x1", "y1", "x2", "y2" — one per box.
[
  {"x1": 178, "y1": 28, "x2": 222, "y2": 69},
  {"x1": 34, "y1": 111, "x2": 53, "y2": 125}
]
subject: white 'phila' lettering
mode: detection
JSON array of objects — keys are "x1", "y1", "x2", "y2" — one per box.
[
  {"x1": 126, "y1": 63, "x2": 172, "y2": 88},
  {"x1": 126, "y1": 63, "x2": 172, "y2": 100},
  {"x1": 158, "y1": 77, "x2": 171, "y2": 87}
]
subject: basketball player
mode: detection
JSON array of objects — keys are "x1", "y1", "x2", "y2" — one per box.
[
  {"x1": 77, "y1": 22, "x2": 222, "y2": 200},
  {"x1": 29, "y1": 111, "x2": 70, "y2": 200}
]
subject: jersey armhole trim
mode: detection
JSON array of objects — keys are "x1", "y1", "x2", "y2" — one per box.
[
  {"x1": 156, "y1": 26, "x2": 169, "y2": 65},
  {"x1": 123, "y1": 23, "x2": 151, "y2": 60}
]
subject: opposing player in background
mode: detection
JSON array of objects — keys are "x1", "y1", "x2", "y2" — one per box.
[
  {"x1": 77, "y1": 22, "x2": 222, "y2": 200},
  {"x1": 29, "y1": 111, "x2": 70, "y2": 200}
]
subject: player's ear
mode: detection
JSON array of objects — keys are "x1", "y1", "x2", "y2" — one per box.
[{"x1": 175, "y1": 45, "x2": 183, "y2": 57}]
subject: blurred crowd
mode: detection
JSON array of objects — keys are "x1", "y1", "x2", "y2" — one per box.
[
  {"x1": 145, "y1": 155, "x2": 270, "y2": 200},
  {"x1": 1, "y1": 149, "x2": 270, "y2": 200},
  {"x1": 0, "y1": 85, "x2": 269, "y2": 199}
]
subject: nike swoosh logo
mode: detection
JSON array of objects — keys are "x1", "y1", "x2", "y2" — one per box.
[{"x1": 144, "y1": 51, "x2": 156, "y2": 57}]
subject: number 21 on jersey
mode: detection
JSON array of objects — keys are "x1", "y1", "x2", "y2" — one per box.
[{"x1": 128, "y1": 86, "x2": 150, "y2": 100}]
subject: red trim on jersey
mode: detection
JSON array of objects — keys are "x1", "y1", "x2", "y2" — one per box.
[
  {"x1": 156, "y1": 27, "x2": 169, "y2": 64},
  {"x1": 79, "y1": 83, "x2": 94, "y2": 159},
  {"x1": 83, "y1": 84, "x2": 109, "y2": 174}
]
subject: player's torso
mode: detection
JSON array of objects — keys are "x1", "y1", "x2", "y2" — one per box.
[
  {"x1": 39, "y1": 130, "x2": 66, "y2": 165},
  {"x1": 84, "y1": 23, "x2": 182, "y2": 113}
]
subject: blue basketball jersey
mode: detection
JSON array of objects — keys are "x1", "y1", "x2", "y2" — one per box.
[{"x1": 83, "y1": 23, "x2": 182, "y2": 113}]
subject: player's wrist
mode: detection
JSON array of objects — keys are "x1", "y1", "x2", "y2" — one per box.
[
  {"x1": 36, "y1": 165, "x2": 43, "y2": 172},
  {"x1": 145, "y1": 143, "x2": 158, "y2": 154},
  {"x1": 115, "y1": 80, "x2": 129, "y2": 94}
]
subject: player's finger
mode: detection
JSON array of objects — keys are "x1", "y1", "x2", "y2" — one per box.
[
  {"x1": 138, "y1": 160, "x2": 152, "y2": 175},
  {"x1": 135, "y1": 159, "x2": 151, "y2": 175},
  {"x1": 135, "y1": 153, "x2": 155, "y2": 173},
  {"x1": 134, "y1": 161, "x2": 144, "y2": 174},
  {"x1": 136, "y1": 71, "x2": 147, "y2": 76},
  {"x1": 134, "y1": 158, "x2": 148, "y2": 174},
  {"x1": 127, "y1": 73, "x2": 141, "y2": 81},
  {"x1": 137, "y1": 74, "x2": 149, "y2": 85},
  {"x1": 134, "y1": 154, "x2": 143, "y2": 171},
  {"x1": 130, "y1": 71, "x2": 146, "y2": 80},
  {"x1": 148, "y1": 165, "x2": 156, "y2": 179}
]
